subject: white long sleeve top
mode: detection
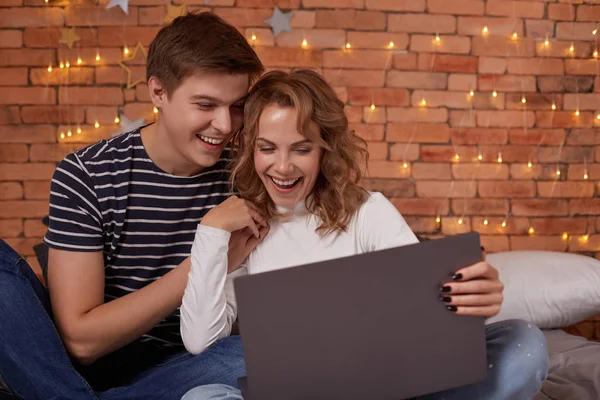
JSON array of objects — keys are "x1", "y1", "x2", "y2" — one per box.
[{"x1": 180, "y1": 191, "x2": 419, "y2": 354}]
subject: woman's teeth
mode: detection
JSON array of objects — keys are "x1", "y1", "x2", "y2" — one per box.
[
  {"x1": 271, "y1": 177, "x2": 300, "y2": 187},
  {"x1": 198, "y1": 135, "x2": 224, "y2": 145}
]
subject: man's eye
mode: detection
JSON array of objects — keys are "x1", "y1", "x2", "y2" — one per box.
[{"x1": 197, "y1": 104, "x2": 215, "y2": 110}]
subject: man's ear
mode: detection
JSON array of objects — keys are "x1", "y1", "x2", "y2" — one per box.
[{"x1": 148, "y1": 76, "x2": 167, "y2": 108}]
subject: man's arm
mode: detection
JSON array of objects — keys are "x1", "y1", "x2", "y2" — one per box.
[{"x1": 48, "y1": 249, "x2": 191, "y2": 365}]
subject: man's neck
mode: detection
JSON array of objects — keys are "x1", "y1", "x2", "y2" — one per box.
[{"x1": 141, "y1": 121, "x2": 204, "y2": 177}]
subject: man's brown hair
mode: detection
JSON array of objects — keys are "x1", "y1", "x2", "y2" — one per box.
[
  {"x1": 231, "y1": 69, "x2": 369, "y2": 236},
  {"x1": 147, "y1": 12, "x2": 264, "y2": 96}
]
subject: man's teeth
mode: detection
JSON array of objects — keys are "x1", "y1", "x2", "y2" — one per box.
[
  {"x1": 198, "y1": 135, "x2": 224, "y2": 145},
  {"x1": 272, "y1": 177, "x2": 300, "y2": 187}
]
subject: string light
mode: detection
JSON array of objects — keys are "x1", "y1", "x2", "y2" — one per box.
[
  {"x1": 521, "y1": 96, "x2": 526, "y2": 104},
  {"x1": 596, "y1": 113, "x2": 600, "y2": 120},
  {"x1": 65, "y1": 61, "x2": 70, "y2": 68},
  {"x1": 562, "y1": 233, "x2": 568, "y2": 240},
  {"x1": 528, "y1": 227, "x2": 535, "y2": 235},
  {"x1": 575, "y1": 109, "x2": 580, "y2": 116},
  {"x1": 301, "y1": 39, "x2": 308, "y2": 48},
  {"x1": 345, "y1": 42, "x2": 351, "y2": 49},
  {"x1": 569, "y1": 43, "x2": 575, "y2": 53},
  {"x1": 77, "y1": 57, "x2": 82, "y2": 65},
  {"x1": 583, "y1": 234, "x2": 590, "y2": 242},
  {"x1": 551, "y1": 102, "x2": 556, "y2": 110},
  {"x1": 153, "y1": 107, "x2": 159, "y2": 114},
  {"x1": 47, "y1": 65, "x2": 52, "y2": 72},
  {"x1": 492, "y1": 90, "x2": 498, "y2": 97},
  {"x1": 594, "y1": 28, "x2": 598, "y2": 35},
  {"x1": 477, "y1": 152, "x2": 483, "y2": 161},
  {"x1": 67, "y1": 129, "x2": 72, "y2": 137},
  {"x1": 458, "y1": 218, "x2": 463, "y2": 225},
  {"x1": 483, "y1": 219, "x2": 489, "y2": 226},
  {"x1": 403, "y1": 162, "x2": 408, "y2": 168},
  {"x1": 584, "y1": 170, "x2": 589, "y2": 179},
  {"x1": 512, "y1": 32, "x2": 518, "y2": 40},
  {"x1": 501, "y1": 220, "x2": 507, "y2": 228},
  {"x1": 594, "y1": 49, "x2": 599, "y2": 58},
  {"x1": 251, "y1": 33, "x2": 257, "y2": 41},
  {"x1": 556, "y1": 169, "x2": 561, "y2": 176},
  {"x1": 527, "y1": 161, "x2": 533, "y2": 168},
  {"x1": 370, "y1": 103, "x2": 376, "y2": 111},
  {"x1": 95, "y1": 52, "x2": 101, "y2": 62},
  {"x1": 94, "y1": 121, "x2": 100, "y2": 128},
  {"x1": 435, "y1": 216, "x2": 441, "y2": 224},
  {"x1": 123, "y1": 46, "x2": 130, "y2": 56},
  {"x1": 59, "y1": 62, "x2": 64, "y2": 69},
  {"x1": 435, "y1": 33, "x2": 440, "y2": 42},
  {"x1": 420, "y1": 98, "x2": 427, "y2": 106},
  {"x1": 544, "y1": 38, "x2": 550, "y2": 47},
  {"x1": 497, "y1": 152, "x2": 502, "y2": 163},
  {"x1": 44, "y1": 0, "x2": 48, "y2": 2},
  {"x1": 482, "y1": 26, "x2": 489, "y2": 34},
  {"x1": 454, "y1": 154, "x2": 460, "y2": 161},
  {"x1": 469, "y1": 90, "x2": 474, "y2": 97},
  {"x1": 114, "y1": 116, "x2": 120, "y2": 124},
  {"x1": 59, "y1": 131, "x2": 65, "y2": 139}
]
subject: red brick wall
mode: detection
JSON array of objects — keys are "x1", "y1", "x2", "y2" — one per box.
[{"x1": 1, "y1": 0, "x2": 600, "y2": 270}]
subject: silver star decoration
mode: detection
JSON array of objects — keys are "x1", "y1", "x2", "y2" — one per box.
[
  {"x1": 113, "y1": 114, "x2": 144, "y2": 137},
  {"x1": 105, "y1": 0, "x2": 129, "y2": 14},
  {"x1": 264, "y1": 7, "x2": 293, "y2": 38}
]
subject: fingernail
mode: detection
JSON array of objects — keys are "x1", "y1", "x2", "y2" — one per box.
[
  {"x1": 447, "y1": 306, "x2": 458, "y2": 312},
  {"x1": 439, "y1": 296, "x2": 451, "y2": 303},
  {"x1": 440, "y1": 285, "x2": 451, "y2": 293},
  {"x1": 452, "y1": 273, "x2": 463, "y2": 281}
]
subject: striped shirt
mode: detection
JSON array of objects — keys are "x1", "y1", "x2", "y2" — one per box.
[{"x1": 44, "y1": 127, "x2": 233, "y2": 348}]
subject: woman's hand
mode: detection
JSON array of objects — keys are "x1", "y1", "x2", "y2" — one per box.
[
  {"x1": 201, "y1": 196, "x2": 267, "y2": 239},
  {"x1": 439, "y1": 248, "x2": 504, "y2": 318}
]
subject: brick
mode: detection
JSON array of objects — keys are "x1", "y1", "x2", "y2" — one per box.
[
  {"x1": 138, "y1": 6, "x2": 166, "y2": 26},
  {"x1": 386, "y1": 71, "x2": 447, "y2": 89},
  {"x1": 427, "y1": 0, "x2": 484, "y2": 15},
  {"x1": 95, "y1": 66, "x2": 134, "y2": 85},
  {"x1": 0, "y1": 163, "x2": 55, "y2": 181},
  {"x1": 506, "y1": 93, "x2": 559, "y2": 110},
  {"x1": 536, "y1": 41, "x2": 592, "y2": 59},
  {"x1": 549, "y1": 3, "x2": 575, "y2": 21},
  {"x1": 525, "y1": 20, "x2": 555, "y2": 40},
  {"x1": 346, "y1": 32, "x2": 409, "y2": 50},
  {"x1": 577, "y1": 5, "x2": 600, "y2": 21},
  {"x1": 0, "y1": 144, "x2": 28, "y2": 162},
  {"x1": 512, "y1": 199, "x2": 569, "y2": 216},
  {"x1": 0, "y1": 30, "x2": 22, "y2": 48},
  {"x1": 334, "y1": 87, "x2": 348, "y2": 103},
  {"x1": 450, "y1": 128, "x2": 508, "y2": 145},
  {"x1": 348, "y1": 88, "x2": 409, "y2": 106},
  {"x1": 392, "y1": 53, "x2": 418, "y2": 70},
  {"x1": 557, "y1": 22, "x2": 597, "y2": 40},
  {"x1": 24, "y1": 180, "x2": 51, "y2": 200},
  {"x1": 570, "y1": 199, "x2": 600, "y2": 216},
  {"x1": 0, "y1": 49, "x2": 55, "y2": 67},
  {"x1": 472, "y1": 36, "x2": 535, "y2": 57},
  {"x1": 536, "y1": 111, "x2": 595, "y2": 128},
  {"x1": 290, "y1": 11, "x2": 316, "y2": 28},
  {"x1": 474, "y1": 217, "x2": 529, "y2": 235},
  {"x1": 441, "y1": 217, "x2": 472, "y2": 235},
  {"x1": 411, "y1": 163, "x2": 451, "y2": 180},
  {"x1": 24, "y1": 219, "x2": 47, "y2": 237},
  {"x1": 568, "y1": 164, "x2": 600, "y2": 180},
  {"x1": 58, "y1": 87, "x2": 124, "y2": 106},
  {"x1": 448, "y1": 74, "x2": 478, "y2": 92},
  {"x1": 0, "y1": 219, "x2": 23, "y2": 237},
  {"x1": 254, "y1": 47, "x2": 322, "y2": 69},
  {"x1": 122, "y1": 103, "x2": 155, "y2": 122},
  {"x1": 317, "y1": 10, "x2": 385, "y2": 30},
  {"x1": 417, "y1": 54, "x2": 476, "y2": 73},
  {"x1": 29, "y1": 143, "x2": 81, "y2": 162},
  {"x1": 276, "y1": 29, "x2": 345, "y2": 49},
  {"x1": 366, "y1": 161, "x2": 411, "y2": 178},
  {"x1": 0, "y1": 106, "x2": 21, "y2": 124},
  {"x1": 30, "y1": 67, "x2": 95, "y2": 86},
  {"x1": 23, "y1": 27, "x2": 97, "y2": 48},
  {"x1": 389, "y1": 143, "x2": 420, "y2": 161},
  {"x1": 0, "y1": 67, "x2": 27, "y2": 86},
  {"x1": 350, "y1": 124, "x2": 385, "y2": 141},
  {"x1": 565, "y1": 59, "x2": 600, "y2": 75},
  {"x1": 324, "y1": 69, "x2": 385, "y2": 87},
  {"x1": 236, "y1": 0, "x2": 299, "y2": 6},
  {"x1": 481, "y1": 235, "x2": 510, "y2": 253},
  {"x1": 404, "y1": 216, "x2": 440, "y2": 233},
  {"x1": 4, "y1": 238, "x2": 43, "y2": 256},
  {"x1": 360, "y1": 178, "x2": 415, "y2": 198},
  {"x1": 390, "y1": 198, "x2": 449, "y2": 215},
  {"x1": 363, "y1": 106, "x2": 386, "y2": 124},
  {"x1": 478, "y1": 74, "x2": 537, "y2": 92},
  {"x1": 98, "y1": 27, "x2": 159, "y2": 47},
  {"x1": 386, "y1": 107, "x2": 448, "y2": 123},
  {"x1": 457, "y1": 17, "x2": 523, "y2": 36},
  {"x1": 365, "y1": 0, "x2": 425, "y2": 11},
  {"x1": 569, "y1": 235, "x2": 600, "y2": 252},
  {"x1": 346, "y1": 107, "x2": 363, "y2": 123},
  {"x1": 0, "y1": 7, "x2": 64, "y2": 27},
  {"x1": 302, "y1": 0, "x2": 363, "y2": 8},
  {"x1": 58, "y1": 124, "x2": 113, "y2": 144},
  {"x1": 449, "y1": 110, "x2": 476, "y2": 127},
  {"x1": 567, "y1": 129, "x2": 600, "y2": 145},
  {"x1": 476, "y1": 110, "x2": 536, "y2": 128},
  {"x1": 452, "y1": 163, "x2": 510, "y2": 180},
  {"x1": 514, "y1": 164, "x2": 566, "y2": 181},
  {"x1": 411, "y1": 90, "x2": 472, "y2": 109},
  {"x1": 386, "y1": 123, "x2": 449, "y2": 143},
  {"x1": 0, "y1": 182, "x2": 23, "y2": 200},
  {"x1": 480, "y1": 145, "x2": 539, "y2": 163},
  {"x1": 531, "y1": 217, "x2": 588, "y2": 235},
  {"x1": 507, "y1": 58, "x2": 564, "y2": 75},
  {"x1": 510, "y1": 236, "x2": 568, "y2": 252},
  {"x1": 366, "y1": 142, "x2": 387, "y2": 160},
  {"x1": 388, "y1": 13, "x2": 456, "y2": 34},
  {"x1": 86, "y1": 106, "x2": 125, "y2": 125},
  {"x1": 410, "y1": 35, "x2": 471, "y2": 54},
  {"x1": 478, "y1": 57, "x2": 507, "y2": 74},
  {"x1": 0, "y1": 87, "x2": 55, "y2": 105},
  {"x1": 508, "y1": 129, "x2": 566, "y2": 145},
  {"x1": 65, "y1": 5, "x2": 138, "y2": 27},
  {"x1": 538, "y1": 182, "x2": 595, "y2": 198},
  {"x1": 538, "y1": 146, "x2": 594, "y2": 163},
  {"x1": 323, "y1": 50, "x2": 393, "y2": 70},
  {"x1": 0, "y1": 201, "x2": 48, "y2": 218},
  {"x1": 451, "y1": 199, "x2": 509, "y2": 215},
  {"x1": 416, "y1": 181, "x2": 477, "y2": 198},
  {"x1": 421, "y1": 145, "x2": 478, "y2": 162},
  {"x1": 486, "y1": 0, "x2": 544, "y2": 18},
  {"x1": 0, "y1": 125, "x2": 56, "y2": 144},
  {"x1": 478, "y1": 181, "x2": 536, "y2": 197}
]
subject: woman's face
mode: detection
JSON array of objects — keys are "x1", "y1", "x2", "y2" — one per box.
[{"x1": 253, "y1": 104, "x2": 322, "y2": 209}]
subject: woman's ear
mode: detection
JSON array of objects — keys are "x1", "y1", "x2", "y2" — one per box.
[{"x1": 148, "y1": 76, "x2": 166, "y2": 108}]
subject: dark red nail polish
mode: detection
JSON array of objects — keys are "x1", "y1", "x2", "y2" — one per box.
[
  {"x1": 452, "y1": 273, "x2": 463, "y2": 281},
  {"x1": 440, "y1": 285, "x2": 451, "y2": 293},
  {"x1": 447, "y1": 306, "x2": 457, "y2": 312},
  {"x1": 440, "y1": 296, "x2": 451, "y2": 303}
]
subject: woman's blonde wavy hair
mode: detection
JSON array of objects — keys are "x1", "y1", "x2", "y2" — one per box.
[{"x1": 230, "y1": 69, "x2": 369, "y2": 236}]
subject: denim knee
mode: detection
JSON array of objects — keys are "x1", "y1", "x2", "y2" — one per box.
[
  {"x1": 181, "y1": 384, "x2": 242, "y2": 400},
  {"x1": 0, "y1": 238, "x2": 23, "y2": 272}
]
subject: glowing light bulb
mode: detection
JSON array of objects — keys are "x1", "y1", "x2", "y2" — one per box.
[
  {"x1": 370, "y1": 103, "x2": 376, "y2": 111},
  {"x1": 77, "y1": 57, "x2": 82, "y2": 65},
  {"x1": 529, "y1": 227, "x2": 535, "y2": 235},
  {"x1": 59, "y1": 62, "x2": 64, "y2": 69},
  {"x1": 469, "y1": 90, "x2": 474, "y2": 97},
  {"x1": 251, "y1": 33, "x2": 257, "y2": 41},
  {"x1": 512, "y1": 32, "x2": 518, "y2": 40},
  {"x1": 544, "y1": 39, "x2": 550, "y2": 47},
  {"x1": 403, "y1": 162, "x2": 408, "y2": 168},
  {"x1": 527, "y1": 161, "x2": 532, "y2": 168},
  {"x1": 95, "y1": 53, "x2": 101, "y2": 61},
  {"x1": 594, "y1": 50, "x2": 598, "y2": 58},
  {"x1": 551, "y1": 103, "x2": 556, "y2": 110},
  {"x1": 47, "y1": 65, "x2": 52, "y2": 72},
  {"x1": 521, "y1": 96, "x2": 526, "y2": 104},
  {"x1": 584, "y1": 172, "x2": 589, "y2": 179},
  {"x1": 575, "y1": 109, "x2": 580, "y2": 116},
  {"x1": 123, "y1": 46, "x2": 130, "y2": 55},
  {"x1": 65, "y1": 61, "x2": 70, "y2": 68},
  {"x1": 76, "y1": 126, "x2": 82, "y2": 134},
  {"x1": 497, "y1": 152, "x2": 502, "y2": 163},
  {"x1": 458, "y1": 218, "x2": 463, "y2": 225},
  {"x1": 482, "y1": 26, "x2": 488, "y2": 34},
  {"x1": 114, "y1": 116, "x2": 120, "y2": 124},
  {"x1": 492, "y1": 90, "x2": 498, "y2": 97},
  {"x1": 483, "y1": 219, "x2": 489, "y2": 226},
  {"x1": 583, "y1": 234, "x2": 590, "y2": 241},
  {"x1": 562, "y1": 233, "x2": 568, "y2": 240},
  {"x1": 435, "y1": 34, "x2": 440, "y2": 42},
  {"x1": 478, "y1": 153, "x2": 483, "y2": 161},
  {"x1": 67, "y1": 130, "x2": 72, "y2": 137},
  {"x1": 436, "y1": 216, "x2": 441, "y2": 224},
  {"x1": 345, "y1": 42, "x2": 351, "y2": 49},
  {"x1": 388, "y1": 41, "x2": 395, "y2": 48},
  {"x1": 556, "y1": 169, "x2": 561, "y2": 176},
  {"x1": 302, "y1": 39, "x2": 308, "y2": 48},
  {"x1": 569, "y1": 43, "x2": 575, "y2": 52},
  {"x1": 420, "y1": 98, "x2": 427, "y2": 106},
  {"x1": 60, "y1": 132, "x2": 65, "y2": 139},
  {"x1": 94, "y1": 121, "x2": 100, "y2": 129},
  {"x1": 454, "y1": 154, "x2": 460, "y2": 161},
  {"x1": 153, "y1": 107, "x2": 159, "y2": 114},
  {"x1": 501, "y1": 221, "x2": 507, "y2": 228}
]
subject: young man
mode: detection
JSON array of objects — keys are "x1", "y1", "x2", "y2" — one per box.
[{"x1": 0, "y1": 12, "x2": 265, "y2": 400}]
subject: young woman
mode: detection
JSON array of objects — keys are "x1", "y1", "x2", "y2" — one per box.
[{"x1": 179, "y1": 69, "x2": 548, "y2": 400}]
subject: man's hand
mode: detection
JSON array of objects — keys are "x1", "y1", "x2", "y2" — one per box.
[
  {"x1": 201, "y1": 196, "x2": 267, "y2": 239},
  {"x1": 227, "y1": 225, "x2": 269, "y2": 273},
  {"x1": 439, "y1": 247, "x2": 504, "y2": 318}
]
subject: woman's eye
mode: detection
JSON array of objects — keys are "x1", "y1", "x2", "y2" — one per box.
[
  {"x1": 258, "y1": 147, "x2": 274, "y2": 153},
  {"x1": 295, "y1": 148, "x2": 312, "y2": 154}
]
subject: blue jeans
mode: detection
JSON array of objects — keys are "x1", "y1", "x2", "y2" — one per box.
[
  {"x1": 0, "y1": 238, "x2": 246, "y2": 400},
  {"x1": 182, "y1": 320, "x2": 548, "y2": 400}
]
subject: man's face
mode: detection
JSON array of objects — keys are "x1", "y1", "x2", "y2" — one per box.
[{"x1": 159, "y1": 72, "x2": 249, "y2": 174}]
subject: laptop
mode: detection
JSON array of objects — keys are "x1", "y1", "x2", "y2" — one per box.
[{"x1": 233, "y1": 232, "x2": 487, "y2": 400}]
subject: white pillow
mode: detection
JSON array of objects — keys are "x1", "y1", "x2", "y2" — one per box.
[{"x1": 485, "y1": 251, "x2": 600, "y2": 329}]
